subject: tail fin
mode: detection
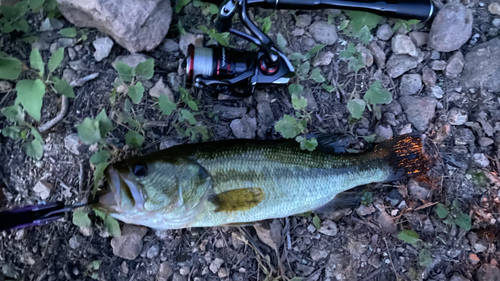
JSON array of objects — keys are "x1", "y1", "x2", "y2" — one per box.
[{"x1": 373, "y1": 134, "x2": 433, "y2": 181}]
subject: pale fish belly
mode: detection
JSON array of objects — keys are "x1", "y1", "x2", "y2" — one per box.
[{"x1": 189, "y1": 159, "x2": 392, "y2": 228}]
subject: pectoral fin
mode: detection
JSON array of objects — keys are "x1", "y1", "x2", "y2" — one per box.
[{"x1": 211, "y1": 188, "x2": 265, "y2": 212}]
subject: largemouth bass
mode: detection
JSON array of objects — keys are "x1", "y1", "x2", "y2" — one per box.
[{"x1": 94, "y1": 134, "x2": 432, "y2": 230}]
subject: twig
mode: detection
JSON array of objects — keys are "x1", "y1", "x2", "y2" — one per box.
[
  {"x1": 38, "y1": 95, "x2": 68, "y2": 133},
  {"x1": 70, "y1": 73, "x2": 99, "y2": 87},
  {"x1": 79, "y1": 162, "x2": 85, "y2": 194},
  {"x1": 383, "y1": 237, "x2": 400, "y2": 281}
]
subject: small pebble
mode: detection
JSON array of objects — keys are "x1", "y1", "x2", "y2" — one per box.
[
  {"x1": 479, "y1": 137, "x2": 494, "y2": 147},
  {"x1": 473, "y1": 153, "x2": 490, "y2": 167},
  {"x1": 493, "y1": 18, "x2": 500, "y2": 27}
]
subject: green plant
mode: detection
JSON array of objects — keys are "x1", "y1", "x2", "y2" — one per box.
[
  {"x1": 392, "y1": 19, "x2": 420, "y2": 32},
  {"x1": 59, "y1": 27, "x2": 88, "y2": 41},
  {"x1": 341, "y1": 11, "x2": 381, "y2": 45},
  {"x1": 361, "y1": 191, "x2": 373, "y2": 206},
  {"x1": 199, "y1": 25, "x2": 230, "y2": 47},
  {"x1": 434, "y1": 201, "x2": 472, "y2": 231},
  {"x1": 339, "y1": 43, "x2": 366, "y2": 73},
  {"x1": 398, "y1": 230, "x2": 433, "y2": 267},
  {"x1": 347, "y1": 80, "x2": 392, "y2": 120},
  {"x1": 0, "y1": 0, "x2": 59, "y2": 34},
  {"x1": 85, "y1": 260, "x2": 102, "y2": 280},
  {"x1": 175, "y1": 0, "x2": 192, "y2": 13},
  {"x1": 192, "y1": 0, "x2": 219, "y2": 16},
  {"x1": 0, "y1": 48, "x2": 74, "y2": 160}
]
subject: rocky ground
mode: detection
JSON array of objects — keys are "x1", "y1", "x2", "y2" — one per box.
[{"x1": 1, "y1": 0, "x2": 500, "y2": 280}]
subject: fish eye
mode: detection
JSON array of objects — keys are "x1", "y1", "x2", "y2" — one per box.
[{"x1": 132, "y1": 164, "x2": 148, "y2": 177}]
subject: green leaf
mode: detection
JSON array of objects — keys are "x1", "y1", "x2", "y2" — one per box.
[
  {"x1": 73, "y1": 210, "x2": 91, "y2": 227},
  {"x1": 128, "y1": 82, "x2": 144, "y2": 104},
  {"x1": 16, "y1": 79, "x2": 45, "y2": 121},
  {"x1": 104, "y1": 216, "x2": 121, "y2": 237},
  {"x1": 298, "y1": 61, "x2": 310, "y2": 77},
  {"x1": 28, "y1": 0, "x2": 45, "y2": 11},
  {"x1": 321, "y1": 83, "x2": 335, "y2": 93},
  {"x1": 262, "y1": 16, "x2": 272, "y2": 34},
  {"x1": 312, "y1": 214, "x2": 321, "y2": 230},
  {"x1": 289, "y1": 84, "x2": 303, "y2": 95},
  {"x1": 208, "y1": 3, "x2": 219, "y2": 15},
  {"x1": 102, "y1": 217, "x2": 121, "y2": 239},
  {"x1": 357, "y1": 25, "x2": 372, "y2": 45},
  {"x1": 30, "y1": 48, "x2": 44, "y2": 77},
  {"x1": 275, "y1": 115, "x2": 301, "y2": 139},
  {"x1": 418, "y1": 249, "x2": 432, "y2": 267},
  {"x1": 435, "y1": 203, "x2": 449, "y2": 219},
  {"x1": 95, "y1": 109, "x2": 113, "y2": 137},
  {"x1": 31, "y1": 128, "x2": 43, "y2": 143},
  {"x1": 289, "y1": 52, "x2": 305, "y2": 61},
  {"x1": 454, "y1": 213, "x2": 471, "y2": 231},
  {"x1": 48, "y1": 47, "x2": 64, "y2": 73},
  {"x1": 397, "y1": 230, "x2": 420, "y2": 245},
  {"x1": 126, "y1": 130, "x2": 144, "y2": 148},
  {"x1": 0, "y1": 56, "x2": 23, "y2": 80},
  {"x1": 361, "y1": 191, "x2": 373, "y2": 206},
  {"x1": 297, "y1": 137, "x2": 317, "y2": 151},
  {"x1": 180, "y1": 109, "x2": 197, "y2": 125},
  {"x1": 187, "y1": 100, "x2": 199, "y2": 111},
  {"x1": 345, "y1": 11, "x2": 382, "y2": 32},
  {"x1": 54, "y1": 79, "x2": 75, "y2": 98},
  {"x1": 23, "y1": 139, "x2": 43, "y2": 160},
  {"x1": 114, "y1": 62, "x2": 135, "y2": 82},
  {"x1": 364, "y1": 80, "x2": 392, "y2": 105},
  {"x1": 77, "y1": 118, "x2": 101, "y2": 145},
  {"x1": 135, "y1": 59, "x2": 154, "y2": 80},
  {"x1": 90, "y1": 151, "x2": 110, "y2": 165},
  {"x1": 339, "y1": 20, "x2": 350, "y2": 31},
  {"x1": 289, "y1": 278, "x2": 304, "y2": 281},
  {"x1": 59, "y1": 27, "x2": 77, "y2": 38},
  {"x1": 1, "y1": 104, "x2": 25, "y2": 122},
  {"x1": 88, "y1": 260, "x2": 102, "y2": 271},
  {"x1": 309, "y1": 68, "x2": 325, "y2": 83},
  {"x1": 175, "y1": 0, "x2": 191, "y2": 13},
  {"x1": 292, "y1": 95, "x2": 307, "y2": 111},
  {"x1": 310, "y1": 44, "x2": 325, "y2": 55},
  {"x1": 362, "y1": 134, "x2": 376, "y2": 143},
  {"x1": 347, "y1": 98, "x2": 366, "y2": 119},
  {"x1": 1, "y1": 125, "x2": 22, "y2": 140},
  {"x1": 159, "y1": 95, "x2": 176, "y2": 116},
  {"x1": 93, "y1": 209, "x2": 106, "y2": 220},
  {"x1": 276, "y1": 33, "x2": 287, "y2": 51},
  {"x1": 93, "y1": 161, "x2": 109, "y2": 192}
]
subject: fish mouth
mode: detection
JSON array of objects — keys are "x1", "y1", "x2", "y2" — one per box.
[{"x1": 98, "y1": 165, "x2": 146, "y2": 212}]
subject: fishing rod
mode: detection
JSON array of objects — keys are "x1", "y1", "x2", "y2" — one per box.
[{"x1": 184, "y1": 0, "x2": 436, "y2": 97}]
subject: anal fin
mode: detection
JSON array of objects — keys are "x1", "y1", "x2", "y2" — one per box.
[{"x1": 211, "y1": 188, "x2": 265, "y2": 212}]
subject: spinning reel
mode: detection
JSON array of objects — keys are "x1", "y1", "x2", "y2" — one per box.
[{"x1": 185, "y1": 0, "x2": 436, "y2": 97}]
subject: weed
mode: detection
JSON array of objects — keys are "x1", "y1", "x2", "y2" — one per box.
[
  {"x1": 435, "y1": 200, "x2": 472, "y2": 231},
  {"x1": 347, "y1": 80, "x2": 392, "y2": 120}
]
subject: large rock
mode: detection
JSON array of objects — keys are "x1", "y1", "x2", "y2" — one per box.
[
  {"x1": 57, "y1": 0, "x2": 172, "y2": 53},
  {"x1": 399, "y1": 96, "x2": 437, "y2": 132},
  {"x1": 461, "y1": 38, "x2": 500, "y2": 92},
  {"x1": 110, "y1": 225, "x2": 148, "y2": 260},
  {"x1": 308, "y1": 21, "x2": 338, "y2": 45},
  {"x1": 428, "y1": 2, "x2": 473, "y2": 52},
  {"x1": 386, "y1": 52, "x2": 424, "y2": 78}
]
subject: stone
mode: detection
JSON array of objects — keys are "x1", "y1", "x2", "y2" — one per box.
[
  {"x1": 210, "y1": 258, "x2": 224, "y2": 274},
  {"x1": 479, "y1": 137, "x2": 494, "y2": 147},
  {"x1": 408, "y1": 179, "x2": 429, "y2": 200},
  {"x1": 369, "y1": 42, "x2": 386, "y2": 69},
  {"x1": 230, "y1": 115, "x2": 257, "y2": 139},
  {"x1": 431, "y1": 60, "x2": 447, "y2": 71},
  {"x1": 376, "y1": 24, "x2": 394, "y2": 41},
  {"x1": 399, "y1": 74, "x2": 422, "y2": 96},
  {"x1": 257, "y1": 102, "x2": 274, "y2": 130},
  {"x1": 149, "y1": 79, "x2": 174, "y2": 102},
  {"x1": 69, "y1": 236, "x2": 81, "y2": 249},
  {"x1": 448, "y1": 108, "x2": 467, "y2": 125},
  {"x1": 110, "y1": 225, "x2": 148, "y2": 260},
  {"x1": 493, "y1": 18, "x2": 500, "y2": 28},
  {"x1": 93, "y1": 37, "x2": 114, "y2": 62},
  {"x1": 296, "y1": 14, "x2": 312, "y2": 28},
  {"x1": 454, "y1": 128, "x2": 475, "y2": 145},
  {"x1": 319, "y1": 220, "x2": 338, "y2": 236},
  {"x1": 392, "y1": 34, "x2": 418, "y2": 57},
  {"x1": 158, "y1": 263, "x2": 173, "y2": 281},
  {"x1": 489, "y1": 2, "x2": 500, "y2": 16},
  {"x1": 304, "y1": 89, "x2": 318, "y2": 111},
  {"x1": 356, "y1": 204, "x2": 376, "y2": 216},
  {"x1": 376, "y1": 211, "x2": 397, "y2": 233},
  {"x1": 50, "y1": 38, "x2": 76, "y2": 53},
  {"x1": 69, "y1": 60, "x2": 86, "y2": 71},
  {"x1": 172, "y1": 273, "x2": 187, "y2": 281},
  {"x1": 33, "y1": 180, "x2": 52, "y2": 200},
  {"x1": 409, "y1": 31, "x2": 428, "y2": 47},
  {"x1": 64, "y1": 133, "x2": 84, "y2": 155},
  {"x1": 218, "y1": 268, "x2": 229, "y2": 278},
  {"x1": 399, "y1": 96, "x2": 437, "y2": 132},
  {"x1": 291, "y1": 28, "x2": 304, "y2": 36},
  {"x1": 422, "y1": 66, "x2": 437, "y2": 88},
  {"x1": 296, "y1": 263, "x2": 315, "y2": 276},
  {"x1": 179, "y1": 33, "x2": 204, "y2": 56},
  {"x1": 39, "y1": 18, "x2": 64, "y2": 31},
  {"x1": 57, "y1": 0, "x2": 172, "y2": 53},
  {"x1": 0, "y1": 81, "x2": 11, "y2": 92},
  {"x1": 386, "y1": 52, "x2": 424, "y2": 78},
  {"x1": 179, "y1": 266, "x2": 190, "y2": 275},
  {"x1": 213, "y1": 105, "x2": 246, "y2": 120},
  {"x1": 445, "y1": 51, "x2": 465, "y2": 78},
  {"x1": 469, "y1": 254, "x2": 480, "y2": 265},
  {"x1": 313, "y1": 51, "x2": 334, "y2": 67},
  {"x1": 308, "y1": 21, "x2": 338, "y2": 45},
  {"x1": 375, "y1": 124, "x2": 393, "y2": 141},
  {"x1": 357, "y1": 45, "x2": 373, "y2": 67},
  {"x1": 62, "y1": 69, "x2": 78, "y2": 84},
  {"x1": 473, "y1": 153, "x2": 490, "y2": 168},
  {"x1": 310, "y1": 247, "x2": 329, "y2": 261},
  {"x1": 461, "y1": 38, "x2": 500, "y2": 92},
  {"x1": 430, "y1": 86, "x2": 444, "y2": 99},
  {"x1": 476, "y1": 263, "x2": 500, "y2": 281},
  {"x1": 161, "y1": 38, "x2": 179, "y2": 53},
  {"x1": 146, "y1": 245, "x2": 159, "y2": 259},
  {"x1": 112, "y1": 54, "x2": 149, "y2": 69},
  {"x1": 428, "y1": 2, "x2": 473, "y2": 52}
]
